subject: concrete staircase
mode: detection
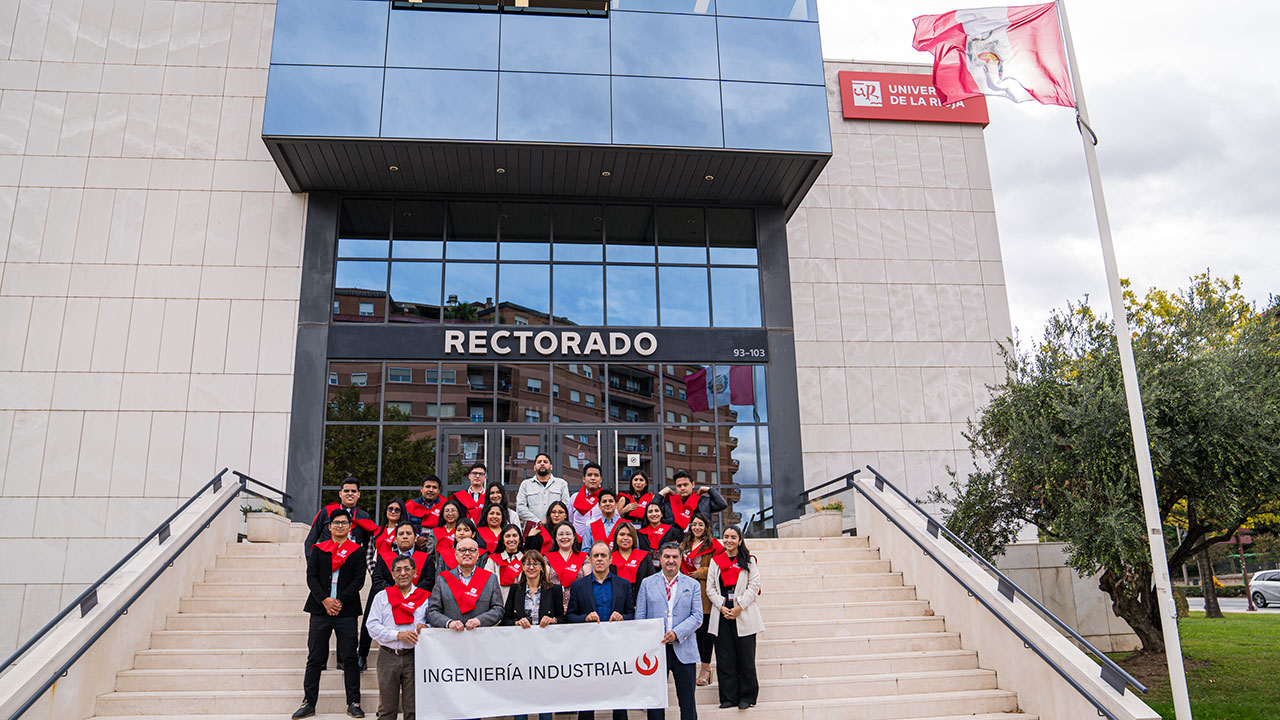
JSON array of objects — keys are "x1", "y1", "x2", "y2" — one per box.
[{"x1": 88, "y1": 533, "x2": 1035, "y2": 720}]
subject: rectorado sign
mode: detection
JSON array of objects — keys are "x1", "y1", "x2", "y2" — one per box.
[{"x1": 839, "y1": 70, "x2": 989, "y2": 125}]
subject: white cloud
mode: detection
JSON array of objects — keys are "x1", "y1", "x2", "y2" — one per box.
[{"x1": 817, "y1": 0, "x2": 1280, "y2": 341}]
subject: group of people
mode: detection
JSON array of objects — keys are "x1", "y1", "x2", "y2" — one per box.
[{"x1": 294, "y1": 455, "x2": 765, "y2": 720}]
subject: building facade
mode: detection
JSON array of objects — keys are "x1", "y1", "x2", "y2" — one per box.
[{"x1": 0, "y1": 0, "x2": 1010, "y2": 650}]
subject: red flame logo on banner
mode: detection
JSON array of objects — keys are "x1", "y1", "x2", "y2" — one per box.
[{"x1": 635, "y1": 653, "x2": 659, "y2": 676}]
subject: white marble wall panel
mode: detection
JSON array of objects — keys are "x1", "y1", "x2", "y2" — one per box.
[
  {"x1": 793, "y1": 61, "x2": 1012, "y2": 503},
  {"x1": 0, "y1": 0, "x2": 302, "y2": 649}
]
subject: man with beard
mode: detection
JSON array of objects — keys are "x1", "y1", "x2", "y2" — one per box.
[
  {"x1": 303, "y1": 477, "x2": 378, "y2": 559},
  {"x1": 405, "y1": 475, "x2": 446, "y2": 544},
  {"x1": 516, "y1": 452, "x2": 569, "y2": 525}
]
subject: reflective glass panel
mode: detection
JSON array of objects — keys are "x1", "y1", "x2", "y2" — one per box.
[
  {"x1": 502, "y1": 431, "x2": 547, "y2": 489},
  {"x1": 382, "y1": 68, "x2": 499, "y2": 141},
  {"x1": 717, "y1": 0, "x2": 817, "y2": 20},
  {"x1": 386, "y1": 9, "x2": 499, "y2": 70},
  {"x1": 757, "y1": 427, "x2": 770, "y2": 483},
  {"x1": 612, "y1": 76, "x2": 723, "y2": 149},
  {"x1": 323, "y1": 426, "x2": 380, "y2": 497},
  {"x1": 499, "y1": 13, "x2": 609, "y2": 74},
  {"x1": 657, "y1": 207, "x2": 707, "y2": 263},
  {"x1": 724, "y1": 425, "x2": 759, "y2": 486},
  {"x1": 338, "y1": 198, "x2": 391, "y2": 257},
  {"x1": 708, "y1": 208, "x2": 757, "y2": 264},
  {"x1": 711, "y1": 267, "x2": 762, "y2": 327},
  {"x1": 605, "y1": 206, "x2": 655, "y2": 262},
  {"x1": 443, "y1": 263, "x2": 496, "y2": 322},
  {"x1": 717, "y1": 17, "x2": 824, "y2": 85},
  {"x1": 334, "y1": 261, "x2": 387, "y2": 321},
  {"x1": 384, "y1": 364, "x2": 437, "y2": 422},
  {"x1": 498, "y1": 263, "x2": 551, "y2": 324},
  {"x1": 337, "y1": 238, "x2": 388, "y2": 258},
  {"x1": 270, "y1": 0, "x2": 388, "y2": 66},
  {"x1": 610, "y1": 0, "x2": 714, "y2": 11},
  {"x1": 669, "y1": 365, "x2": 716, "y2": 423},
  {"x1": 722, "y1": 486, "x2": 761, "y2": 535},
  {"x1": 389, "y1": 262, "x2": 443, "y2": 323},
  {"x1": 722, "y1": 81, "x2": 831, "y2": 152},
  {"x1": 659, "y1": 266, "x2": 709, "y2": 326},
  {"x1": 327, "y1": 362, "x2": 383, "y2": 421},
  {"x1": 557, "y1": 428, "x2": 601, "y2": 487},
  {"x1": 610, "y1": 11, "x2": 718, "y2": 79},
  {"x1": 443, "y1": 427, "x2": 488, "y2": 487},
  {"x1": 500, "y1": 203, "x2": 551, "y2": 260},
  {"x1": 446, "y1": 202, "x2": 498, "y2": 259},
  {"x1": 607, "y1": 365, "x2": 659, "y2": 423},
  {"x1": 712, "y1": 364, "x2": 766, "y2": 423},
  {"x1": 444, "y1": 362, "x2": 494, "y2": 422},
  {"x1": 498, "y1": 72, "x2": 611, "y2": 144},
  {"x1": 381, "y1": 426, "x2": 438, "y2": 486},
  {"x1": 606, "y1": 265, "x2": 657, "y2": 326},
  {"x1": 553, "y1": 204, "x2": 604, "y2": 262},
  {"x1": 496, "y1": 364, "x2": 551, "y2": 422},
  {"x1": 393, "y1": 200, "x2": 445, "y2": 259},
  {"x1": 263, "y1": 65, "x2": 383, "y2": 138},
  {"x1": 554, "y1": 364, "x2": 606, "y2": 423},
  {"x1": 552, "y1": 265, "x2": 604, "y2": 326}
]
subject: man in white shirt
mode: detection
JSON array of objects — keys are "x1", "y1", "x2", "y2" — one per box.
[
  {"x1": 568, "y1": 462, "x2": 604, "y2": 542},
  {"x1": 516, "y1": 452, "x2": 570, "y2": 524},
  {"x1": 366, "y1": 555, "x2": 429, "y2": 720}
]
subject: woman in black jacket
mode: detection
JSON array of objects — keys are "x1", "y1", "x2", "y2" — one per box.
[{"x1": 501, "y1": 549, "x2": 563, "y2": 720}]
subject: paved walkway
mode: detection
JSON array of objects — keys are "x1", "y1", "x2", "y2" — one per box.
[{"x1": 1187, "y1": 597, "x2": 1280, "y2": 614}]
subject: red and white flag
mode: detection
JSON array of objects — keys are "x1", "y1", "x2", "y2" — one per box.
[
  {"x1": 684, "y1": 366, "x2": 754, "y2": 413},
  {"x1": 912, "y1": 3, "x2": 1074, "y2": 107}
]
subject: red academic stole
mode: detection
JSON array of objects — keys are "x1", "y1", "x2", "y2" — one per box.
[
  {"x1": 373, "y1": 525, "x2": 396, "y2": 555},
  {"x1": 612, "y1": 550, "x2": 645, "y2": 583},
  {"x1": 713, "y1": 552, "x2": 744, "y2": 587},
  {"x1": 667, "y1": 493, "x2": 699, "y2": 529},
  {"x1": 433, "y1": 525, "x2": 456, "y2": 550},
  {"x1": 405, "y1": 496, "x2": 445, "y2": 528},
  {"x1": 385, "y1": 586, "x2": 430, "y2": 625},
  {"x1": 438, "y1": 545, "x2": 459, "y2": 571},
  {"x1": 379, "y1": 549, "x2": 430, "y2": 585},
  {"x1": 590, "y1": 517, "x2": 621, "y2": 545},
  {"x1": 477, "y1": 527, "x2": 501, "y2": 555},
  {"x1": 314, "y1": 539, "x2": 360, "y2": 572},
  {"x1": 639, "y1": 524, "x2": 671, "y2": 550},
  {"x1": 321, "y1": 503, "x2": 379, "y2": 534},
  {"x1": 547, "y1": 550, "x2": 586, "y2": 588},
  {"x1": 572, "y1": 486, "x2": 600, "y2": 516},
  {"x1": 489, "y1": 553, "x2": 524, "y2": 586},
  {"x1": 621, "y1": 492, "x2": 655, "y2": 522},
  {"x1": 451, "y1": 490, "x2": 484, "y2": 523},
  {"x1": 537, "y1": 525, "x2": 555, "y2": 550},
  {"x1": 681, "y1": 539, "x2": 722, "y2": 575},
  {"x1": 441, "y1": 568, "x2": 493, "y2": 614}
]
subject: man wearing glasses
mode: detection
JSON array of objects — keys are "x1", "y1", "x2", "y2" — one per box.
[
  {"x1": 365, "y1": 554, "x2": 430, "y2": 720},
  {"x1": 295, "y1": 508, "x2": 366, "y2": 719},
  {"x1": 450, "y1": 463, "x2": 490, "y2": 524},
  {"x1": 304, "y1": 477, "x2": 377, "y2": 559},
  {"x1": 426, "y1": 538, "x2": 504, "y2": 631}
]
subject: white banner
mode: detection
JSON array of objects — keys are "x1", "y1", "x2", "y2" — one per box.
[{"x1": 415, "y1": 619, "x2": 668, "y2": 720}]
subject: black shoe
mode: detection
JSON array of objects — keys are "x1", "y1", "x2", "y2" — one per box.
[
  {"x1": 739, "y1": 701, "x2": 753, "y2": 709},
  {"x1": 347, "y1": 703, "x2": 365, "y2": 718},
  {"x1": 719, "y1": 702, "x2": 736, "y2": 709},
  {"x1": 292, "y1": 702, "x2": 316, "y2": 719},
  {"x1": 357, "y1": 655, "x2": 368, "y2": 672},
  {"x1": 335, "y1": 661, "x2": 344, "y2": 670}
]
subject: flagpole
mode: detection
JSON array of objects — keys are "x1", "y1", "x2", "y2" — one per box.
[{"x1": 1055, "y1": 2, "x2": 1193, "y2": 718}]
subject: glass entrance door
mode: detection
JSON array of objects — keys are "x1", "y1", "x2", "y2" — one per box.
[
  {"x1": 613, "y1": 427, "x2": 659, "y2": 494},
  {"x1": 499, "y1": 428, "x2": 549, "y2": 490},
  {"x1": 439, "y1": 426, "x2": 488, "y2": 493},
  {"x1": 438, "y1": 426, "x2": 549, "y2": 495},
  {"x1": 554, "y1": 427, "x2": 603, "y2": 489},
  {"x1": 554, "y1": 426, "x2": 662, "y2": 493}
]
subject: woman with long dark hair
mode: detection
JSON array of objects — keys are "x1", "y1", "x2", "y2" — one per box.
[
  {"x1": 706, "y1": 526, "x2": 763, "y2": 709},
  {"x1": 486, "y1": 481, "x2": 519, "y2": 524},
  {"x1": 435, "y1": 518, "x2": 482, "y2": 575},
  {"x1": 610, "y1": 522, "x2": 652, "y2": 602},
  {"x1": 431, "y1": 498, "x2": 467, "y2": 551},
  {"x1": 477, "y1": 502, "x2": 507, "y2": 555},
  {"x1": 523, "y1": 500, "x2": 573, "y2": 553},
  {"x1": 617, "y1": 470, "x2": 655, "y2": 524},
  {"x1": 483, "y1": 524, "x2": 526, "y2": 604},
  {"x1": 680, "y1": 512, "x2": 722, "y2": 686},
  {"x1": 502, "y1": 549, "x2": 562, "y2": 720},
  {"x1": 638, "y1": 501, "x2": 679, "y2": 568}
]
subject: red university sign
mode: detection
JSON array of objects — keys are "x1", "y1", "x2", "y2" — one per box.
[{"x1": 838, "y1": 71, "x2": 990, "y2": 126}]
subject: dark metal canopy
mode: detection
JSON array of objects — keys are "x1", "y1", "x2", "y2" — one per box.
[{"x1": 263, "y1": 137, "x2": 829, "y2": 217}]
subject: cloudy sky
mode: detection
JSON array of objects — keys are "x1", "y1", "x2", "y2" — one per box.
[{"x1": 816, "y1": 0, "x2": 1279, "y2": 342}]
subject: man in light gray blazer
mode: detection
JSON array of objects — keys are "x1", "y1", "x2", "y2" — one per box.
[{"x1": 635, "y1": 542, "x2": 703, "y2": 720}]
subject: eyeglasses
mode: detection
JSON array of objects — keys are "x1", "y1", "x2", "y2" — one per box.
[
  {"x1": 392, "y1": 567, "x2": 414, "y2": 574},
  {"x1": 387, "y1": 508, "x2": 402, "y2": 513},
  {"x1": 330, "y1": 520, "x2": 350, "y2": 526},
  {"x1": 456, "y1": 548, "x2": 479, "y2": 554}
]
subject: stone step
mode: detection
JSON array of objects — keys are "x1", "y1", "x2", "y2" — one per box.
[
  {"x1": 131, "y1": 648, "x2": 372, "y2": 671},
  {"x1": 765, "y1": 616, "x2": 947, "y2": 640},
  {"x1": 756, "y1": 559, "x2": 893, "y2": 576},
  {"x1": 757, "y1": 631, "x2": 962, "y2": 659},
  {"x1": 214, "y1": 556, "x2": 305, "y2": 570},
  {"x1": 755, "y1": 649, "x2": 980, "y2": 680},
  {"x1": 759, "y1": 599, "x2": 932, "y2": 622},
  {"x1": 763, "y1": 584, "x2": 917, "y2": 605},
  {"x1": 178, "y1": 597, "x2": 305, "y2": 614},
  {"x1": 749, "y1": 547, "x2": 882, "y2": 563},
  {"x1": 749, "y1": 536, "x2": 871, "y2": 550},
  {"x1": 754, "y1": 572, "x2": 906, "y2": 590},
  {"x1": 113, "y1": 666, "x2": 996, "y2": 704},
  {"x1": 692, "y1": 690, "x2": 1023, "y2": 720},
  {"x1": 222, "y1": 543, "x2": 305, "y2": 556}
]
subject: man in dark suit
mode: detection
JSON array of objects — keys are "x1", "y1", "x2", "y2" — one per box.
[
  {"x1": 567, "y1": 541, "x2": 636, "y2": 720},
  {"x1": 304, "y1": 477, "x2": 377, "y2": 557},
  {"x1": 294, "y1": 508, "x2": 365, "y2": 719},
  {"x1": 658, "y1": 471, "x2": 727, "y2": 533}
]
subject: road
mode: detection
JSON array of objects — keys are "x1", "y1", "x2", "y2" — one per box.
[{"x1": 1187, "y1": 596, "x2": 1280, "y2": 614}]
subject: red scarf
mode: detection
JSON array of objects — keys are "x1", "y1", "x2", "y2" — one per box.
[
  {"x1": 537, "y1": 525, "x2": 555, "y2": 550},
  {"x1": 374, "y1": 525, "x2": 396, "y2": 555},
  {"x1": 713, "y1": 552, "x2": 744, "y2": 587},
  {"x1": 681, "y1": 538, "x2": 722, "y2": 575},
  {"x1": 313, "y1": 539, "x2": 360, "y2": 572},
  {"x1": 477, "y1": 527, "x2": 502, "y2": 555},
  {"x1": 639, "y1": 524, "x2": 671, "y2": 549},
  {"x1": 572, "y1": 486, "x2": 600, "y2": 516},
  {"x1": 438, "y1": 545, "x2": 458, "y2": 570},
  {"x1": 489, "y1": 553, "x2": 524, "y2": 586},
  {"x1": 379, "y1": 548, "x2": 430, "y2": 585},
  {"x1": 322, "y1": 503, "x2": 379, "y2": 534},
  {"x1": 612, "y1": 550, "x2": 645, "y2": 583},
  {"x1": 590, "y1": 516, "x2": 622, "y2": 545},
  {"x1": 667, "y1": 493, "x2": 700, "y2": 529},
  {"x1": 452, "y1": 489, "x2": 484, "y2": 523},
  {"x1": 385, "y1": 586, "x2": 430, "y2": 625},
  {"x1": 547, "y1": 550, "x2": 587, "y2": 588},
  {"x1": 621, "y1": 492, "x2": 655, "y2": 522},
  {"x1": 433, "y1": 525, "x2": 456, "y2": 550},
  {"x1": 405, "y1": 496, "x2": 445, "y2": 528},
  {"x1": 441, "y1": 568, "x2": 492, "y2": 614}
]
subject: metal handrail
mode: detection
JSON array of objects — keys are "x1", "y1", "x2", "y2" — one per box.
[
  {"x1": 233, "y1": 470, "x2": 293, "y2": 513},
  {"x1": 861, "y1": 464, "x2": 1147, "y2": 697},
  {"x1": 0, "y1": 468, "x2": 231, "y2": 676},
  {"x1": 796, "y1": 469, "x2": 860, "y2": 510}
]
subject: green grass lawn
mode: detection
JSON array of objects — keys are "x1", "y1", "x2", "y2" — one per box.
[{"x1": 1120, "y1": 611, "x2": 1280, "y2": 720}]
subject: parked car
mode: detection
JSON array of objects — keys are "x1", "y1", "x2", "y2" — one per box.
[{"x1": 1248, "y1": 570, "x2": 1280, "y2": 608}]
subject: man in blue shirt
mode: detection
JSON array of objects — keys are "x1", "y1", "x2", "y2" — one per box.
[{"x1": 567, "y1": 542, "x2": 635, "y2": 720}]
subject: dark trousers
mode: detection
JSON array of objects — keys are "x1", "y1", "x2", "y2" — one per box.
[
  {"x1": 304, "y1": 614, "x2": 361, "y2": 705},
  {"x1": 578, "y1": 711, "x2": 627, "y2": 720},
  {"x1": 696, "y1": 615, "x2": 714, "y2": 664},
  {"x1": 377, "y1": 646, "x2": 415, "y2": 720},
  {"x1": 359, "y1": 583, "x2": 383, "y2": 660},
  {"x1": 714, "y1": 619, "x2": 758, "y2": 706},
  {"x1": 646, "y1": 644, "x2": 697, "y2": 720}
]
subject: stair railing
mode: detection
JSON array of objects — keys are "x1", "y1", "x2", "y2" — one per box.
[
  {"x1": 855, "y1": 463, "x2": 1148, "y2": 720},
  {"x1": 744, "y1": 469, "x2": 861, "y2": 538}
]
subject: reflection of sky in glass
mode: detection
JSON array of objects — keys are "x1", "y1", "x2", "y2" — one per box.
[
  {"x1": 553, "y1": 265, "x2": 604, "y2": 325},
  {"x1": 717, "y1": 17, "x2": 824, "y2": 85},
  {"x1": 757, "y1": 427, "x2": 770, "y2": 484},
  {"x1": 611, "y1": 12, "x2": 718, "y2": 79},
  {"x1": 499, "y1": 264, "x2": 551, "y2": 315},
  {"x1": 722, "y1": 81, "x2": 831, "y2": 153},
  {"x1": 338, "y1": 238, "x2": 388, "y2": 258},
  {"x1": 710, "y1": 246, "x2": 757, "y2": 265},
  {"x1": 499, "y1": 14, "x2": 609, "y2": 74},
  {"x1": 715, "y1": 364, "x2": 767, "y2": 421},
  {"x1": 444, "y1": 263, "x2": 496, "y2": 305},
  {"x1": 270, "y1": 0, "x2": 388, "y2": 66},
  {"x1": 262, "y1": 65, "x2": 383, "y2": 137},
  {"x1": 554, "y1": 241, "x2": 603, "y2": 262},
  {"x1": 610, "y1": 0, "x2": 715, "y2": 13},
  {"x1": 389, "y1": 262, "x2": 442, "y2": 305},
  {"x1": 718, "y1": 0, "x2": 817, "y2": 20},
  {"x1": 612, "y1": 76, "x2": 723, "y2": 148},
  {"x1": 335, "y1": 261, "x2": 387, "y2": 291},
  {"x1": 728, "y1": 425, "x2": 759, "y2": 485},
  {"x1": 446, "y1": 241, "x2": 497, "y2": 260},
  {"x1": 711, "y1": 267, "x2": 762, "y2": 327},
  {"x1": 659, "y1": 266, "x2": 709, "y2": 326},
  {"x1": 658, "y1": 244, "x2": 707, "y2": 264},
  {"x1": 606, "y1": 266, "x2": 657, "y2": 326},
  {"x1": 393, "y1": 239, "x2": 443, "y2": 259},
  {"x1": 499, "y1": 73, "x2": 611, "y2": 144},
  {"x1": 500, "y1": 241, "x2": 550, "y2": 261}
]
